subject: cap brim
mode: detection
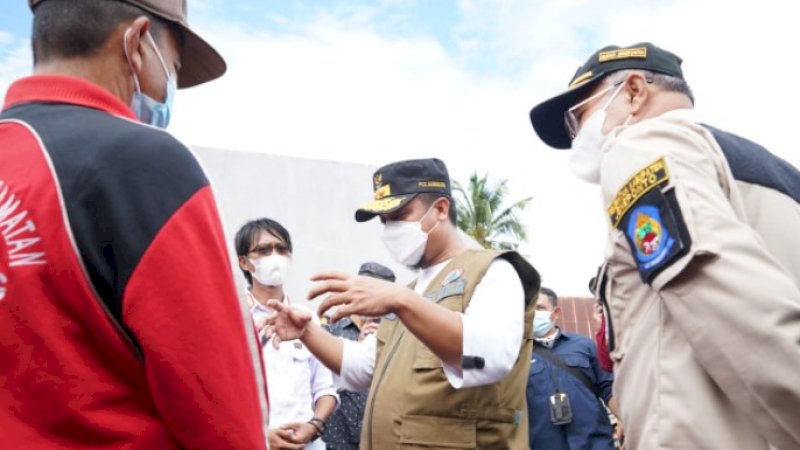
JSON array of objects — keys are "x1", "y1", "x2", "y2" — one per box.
[
  {"x1": 354, "y1": 194, "x2": 415, "y2": 222},
  {"x1": 529, "y1": 77, "x2": 601, "y2": 150},
  {"x1": 175, "y1": 25, "x2": 226, "y2": 88}
]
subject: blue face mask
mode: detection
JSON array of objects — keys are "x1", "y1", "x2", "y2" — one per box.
[
  {"x1": 124, "y1": 31, "x2": 176, "y2": 128},
  {"x1": 533, "y1": 310, "x2": 555, "y2": 338}
]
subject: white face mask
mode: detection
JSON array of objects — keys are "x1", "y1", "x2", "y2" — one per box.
[
  {"x1": 249, "y1": 254, "x2": 290, "y2": 286},
  {"x1": 533, "y1": 310, "x2": 556, "y2": 338},
  {"x1": 381, "y1": 204, "x2": 441, "y2": 267},
  {"x1": 568, "y1": 82, "x2": 628, "y2": 184}
]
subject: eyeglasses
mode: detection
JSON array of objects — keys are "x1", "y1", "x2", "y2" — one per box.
[
  {"x1": 564, "y1": 80, "x2": 624, "y2": 140},
  {"x1": 248, "y1": 243, "x2": 290, "y2": 257}
]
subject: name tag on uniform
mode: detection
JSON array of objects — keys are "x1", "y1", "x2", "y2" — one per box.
[{"x1": 424, "y1": 279, "x2": 467, "y2": 303}]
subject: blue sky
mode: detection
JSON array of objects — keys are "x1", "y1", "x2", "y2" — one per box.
[
  {"x1": 2, "y1": 0, "x2": 798, "y2": 293},
  {"x1": 1, "y1": 0, "x2": 602, "y2": 78},
  {"x1": 0, "y1": 2, "x2": 29, "y2": 36}
]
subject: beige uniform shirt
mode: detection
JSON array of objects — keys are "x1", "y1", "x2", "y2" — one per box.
[{"x1": 600, "y1": 109, "x2": 800, "y2": 450}]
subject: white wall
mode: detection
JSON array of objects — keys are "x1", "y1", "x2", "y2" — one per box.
[{"x1": 192, "y1": 146, "x2": 415, "y2": 311}]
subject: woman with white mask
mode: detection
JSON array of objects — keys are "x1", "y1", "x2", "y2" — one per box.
[{"x1": 235, "y1": 218, "x2": 339, "y2": 450}]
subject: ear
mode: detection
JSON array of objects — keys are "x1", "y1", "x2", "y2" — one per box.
[
  {"x1": 122, "y1": 16, "x2": 152, "y2": 77},
  {"x1": 551, "y1": 305, "x2": 562, "y2": 322},
  {"x1": 624, "y1": 72, "x2": 650, "y2": 116},
  {"x1": 434, "y1": 196, "x2": 450, "y2": 221},
  {"x1": 238, "y1": 255, "x2": 252, "y2": 272}
]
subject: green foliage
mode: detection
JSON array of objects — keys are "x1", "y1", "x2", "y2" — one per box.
[{"x1": 453, "y1": 172, "x2": 531, "y2": 250}]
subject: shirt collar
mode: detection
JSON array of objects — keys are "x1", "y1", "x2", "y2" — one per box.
[
  {"x1": 2, "y1": 75, "x2": 137, "y2": 120},
  {"x1": 415, "y1": 258, "x2": 453, "y2": 292},
  {"x1": 535, "y1": 328, "x2": 564, "y2": 348},
  {"x1": 246, "y1": 289, "x2": 288, "y2": 312},
  {"x1": 659, "y1": 107, "x2": 698, "y2": 122}
]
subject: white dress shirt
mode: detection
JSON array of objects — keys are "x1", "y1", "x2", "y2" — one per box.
[
  {"x1": 248, "y1": 293, "x2": 339, "y2": 450},
  {"x1": 337, "y1": 258, "x2": 525, "y2": 391}
]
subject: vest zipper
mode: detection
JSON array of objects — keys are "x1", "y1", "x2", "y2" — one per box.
[{"x1": 366, "y1": 328, "x2": 406, "y2": 450}]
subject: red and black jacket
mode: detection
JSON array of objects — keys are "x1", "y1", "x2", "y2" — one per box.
[{"x1": 0, "y1": 75, "x2": 268, "y2": 449}]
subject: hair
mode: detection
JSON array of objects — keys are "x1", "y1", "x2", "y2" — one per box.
[
  {"x1": 604, "y1": 69, "x2": 695, "y2": 105},
  {"x1": 539, "y1": 286, "x2": 558, "y2": 308},
  {"x1": 417, "y1": 193, "x2": 458, "y2": 225},
  {"x1": 31, "y1": 0, "x2": 171, "y2": 64},
  {"x1": 234, "y1": 218, "x2": 293, "y2": 285},
  {"x1": 358, "y1": 262, "x2": 396, "y2": 282}
]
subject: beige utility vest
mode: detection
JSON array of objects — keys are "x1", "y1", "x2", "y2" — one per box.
[{"x1": 360, "y1": 249, "x2": 539, "y2": 450}]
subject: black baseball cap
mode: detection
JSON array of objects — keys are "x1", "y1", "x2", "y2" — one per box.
[
  {"x1": 355, "y1": 158, "x2": 451, "y2": 222},
  {"x1": 529, "y1": 42, "x2": 684, "y2": 150},
  {"x1": 358, "y1": 262, "x2": 396, "y2": 282}
]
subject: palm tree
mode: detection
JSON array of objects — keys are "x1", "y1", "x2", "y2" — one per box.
[{"x1": 453, "y1": 172, "x2": 532, "y2": 250}]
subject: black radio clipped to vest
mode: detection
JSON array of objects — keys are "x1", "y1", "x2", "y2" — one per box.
[{"x1": 549, "y1": 392, "x2": 573, "y2": 425}]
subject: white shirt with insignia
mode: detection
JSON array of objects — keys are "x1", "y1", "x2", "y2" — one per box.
[
  {"x1": 248, "y1": 293, "x2": 339, "y2": 448},
  {"x1": 338, "y1": 258, "x2": 525, "y2": 391}
]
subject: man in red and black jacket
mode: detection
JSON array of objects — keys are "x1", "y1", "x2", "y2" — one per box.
[{"x1": 0, "y1": 1, "x2": 269, "y2": 448}]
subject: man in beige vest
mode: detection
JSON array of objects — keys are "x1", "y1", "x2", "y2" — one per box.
[
  {"x1": 529, "y1": 42, "x2": 800, "y2": 450},
  {"x1": 265, "y1": 158, "x2": 540, "y2": 449}
]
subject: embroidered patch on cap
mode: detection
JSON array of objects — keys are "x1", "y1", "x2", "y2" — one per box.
[
  {"x1": 374, "y1": 184, "x2": 391, "y2": 200},
  {"x1": 598, "y1": 46, "x2": 647, "y2": 62}
]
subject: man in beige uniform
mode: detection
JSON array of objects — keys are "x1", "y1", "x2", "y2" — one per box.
[{"x1": 529, "y1": 42, "x2": 800, "y2": 450}]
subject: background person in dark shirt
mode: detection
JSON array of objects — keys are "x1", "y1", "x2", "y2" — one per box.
[
  {"x1": 527, "y1": 287, "x2": 618, "y2": 450},
  {"x1": 322, "y1": 262, "x2": 395, "y2": 450}
]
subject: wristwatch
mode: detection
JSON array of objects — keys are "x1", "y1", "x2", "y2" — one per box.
[{"x1": 307, "y1": 417, "x2": 326, "y2": 440}]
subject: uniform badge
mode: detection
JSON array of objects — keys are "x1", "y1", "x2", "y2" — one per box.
[
  {"x1": 611, "y1": 157, "x2": 691, "y2": 284},
  {"x1": 442, "y1": 268, "x2": 463, "y2": 286},
  {"x1": 294, "y1": 342, "x2": 303, "y2": 350},
  {"x1": 627, "y1": 205, "x2": 675, "y2": 267}
]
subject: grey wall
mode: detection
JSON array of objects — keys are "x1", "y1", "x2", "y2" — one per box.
[{"x1": 191, "y1": 146, "x2": 415, "y2": 311}]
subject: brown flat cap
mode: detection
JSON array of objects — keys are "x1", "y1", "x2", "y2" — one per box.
[{"x1": 29, "y1": 0, "x2": 226, "y2": 88}]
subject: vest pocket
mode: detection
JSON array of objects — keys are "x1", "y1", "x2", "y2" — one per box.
[
  {"x1": 412, "y1": 347, "x2": 441, "y2": 369},
  {"x1": 399, "y1": 414, "x2": 477, "y2": 449}
]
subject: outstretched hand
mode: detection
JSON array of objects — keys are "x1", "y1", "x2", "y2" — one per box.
[
  {"x1": 309, "y1": 271, "x2": 412, "y2": 323},
  {"x1": 261, "y1": 300, "x2": 313, "y2": 349},
  {"x1": 358, "y1": 320, "x2": 380, "y2": 341}
]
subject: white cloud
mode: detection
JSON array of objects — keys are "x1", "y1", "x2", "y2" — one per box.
[
  {"x1": 165, "y1": 12, "x2": 612, "y2": 294},
  {"x1": 0, "y1": 31, "x2": 14, "y2": 46},
  {"x1": 2, "y1": 1, "x2": 797, "y2": 295},
  {"x1": 0, "y1": 34, "x2": 32, "y2": 101}
]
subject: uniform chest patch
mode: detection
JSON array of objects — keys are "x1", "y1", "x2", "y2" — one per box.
[
  {"x1": 442, "y1": 268, "x2": 463, "y2": 286},
  {"x1": 611, "y1": 157, "x2": 691, "y2": 284},
  {"x1": 627, "y1": 204, "x2": 675, "y2": 267},
  {"x1": 424, "y1": 279, "x2": 467, "y2": 303}
]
